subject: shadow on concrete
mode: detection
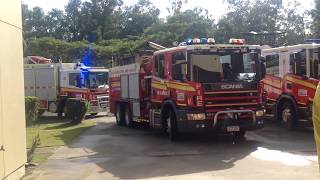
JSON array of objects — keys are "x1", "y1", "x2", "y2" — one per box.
[
  {"x1": 246, "y1": 120, "x2": 316, "y2": 154},
  {"x1": 63, "y1": 119, "x2": 264, "y2": 179},
  {"x1": 27, "y1": 116, "x2": 317, "y2": 179}
]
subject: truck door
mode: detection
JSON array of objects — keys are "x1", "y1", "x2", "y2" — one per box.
[
  {"x1": 152, "y1": 54, "x2": 168, "y2": 101},
  {"x1": 309, "y1": 48, "x2": 320, "y2": 79}
]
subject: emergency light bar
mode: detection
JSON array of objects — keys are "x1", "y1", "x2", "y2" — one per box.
[
  {"x1": 185, "y1": 38, "x2": 216, "y2": 45},
  {"x1": 193, "y1": 38, "x2": 201, "y2": 44},
  {"x1": 229, "y1": 38, "x2": 246, "y2": 45},
  {"x1": 304, "y1": 39, "x2": 320, "y2": 44}
]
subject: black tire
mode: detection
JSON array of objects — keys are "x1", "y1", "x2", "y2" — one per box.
[
  {"x1": 115, "y1": 103, "x2": 124, "y2": 126},
  {"x1": 164, "y1": 109, "x2": 178, "y2": 141},
  {"x1": 57, "y1": 99, "x2": 67, "y2": 118},
  {"x1": 279, "y1": 101, "x2": 297, "y2": 130},
  {"x1": 234, "y1": 130, "x2": 246, "y2": 139},
  {"x1": 124, "y1": 105, "x2": 133, "y2": 127}
]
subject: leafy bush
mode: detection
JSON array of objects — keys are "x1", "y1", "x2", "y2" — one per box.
[
  {"x1": 65, "y1": 98, "x2": 89, "y2": 124},
  {"x1": 25, "y1": 96, "x2": 40, "y2": 124}
]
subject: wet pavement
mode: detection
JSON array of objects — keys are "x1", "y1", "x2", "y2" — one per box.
[{"x1": 24, "y1": 115, "x2": 319, "y2": 180}]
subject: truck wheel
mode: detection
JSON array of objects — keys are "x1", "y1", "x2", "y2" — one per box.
[
  {"x1": 165, "y1": 109, "x2": 178, "y2": 141},
  {"x1": 115, "y1": 104, "x2": 124, "y2": 126},
  {"x1": 57, "y1": 99, "x2": 67, "y2": 118},
  {"x1": 279, "y1": 101, "x2": 296, "y2": 130},
  {"x1": 124, "y1": 105, "x2": 133, "y2": 127}
]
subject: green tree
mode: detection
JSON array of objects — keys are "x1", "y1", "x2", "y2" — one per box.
[
  {"x1": 145, "y1": 7, "x2": 215, "y2": 46},
  {"x1": 46, "y1": 9, "x2": 68, "y2": 39},
  {"x1": 167, "y1": 0, "x2": 188, "y2": 15},
  {"x1": 24, "y1": 7, "x2": 48, "y2": 38},
  {"x1": 278, "y1": 1, "x2": 306, "y2": 45},
  {"x1": 22, "y1": 4, "x2": 32, "y2": 37},
  {"x1": 78, "y1": 0, "x2": 123, "y2": 41},
  {"x1": 216, "y1": 0, "x2": 306, "y2": 46},
  {"x1": 65, "y1": 0, "x2": 82, "y2": 40},
  {"x1": 120, "y1": 0, "x2": 160, "y2": 37},
  {"x1": 311, "y1": 0, "x2": 320, "y2": 38}
]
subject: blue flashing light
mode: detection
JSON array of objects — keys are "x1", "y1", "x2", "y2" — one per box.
[
  {"x1": 186, "y1": 38, "x2": 193, "y2": 45},
  {"x1": 183, "y1": 37, "x2": 216, "y2": 46},
  {"x1": 304, "y1": 39, "x2": 320, "y2": 44},
  {"x1": 82, "y1": 43, "x2": 94, "y2": 66},
  {"x1": 80, "y1": 67, "x2": 90, "y2": 71},
  {"x1": 200, "y1": 38, "x2": 208, "y2": 44}
]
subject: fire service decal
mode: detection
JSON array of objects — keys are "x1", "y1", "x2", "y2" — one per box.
[
  {"x1": 221, "y1": 84, "x2": 244, "y2": 90},
  {"x1": 204, "y1": 82, "x2": 256, "y2": 91}
]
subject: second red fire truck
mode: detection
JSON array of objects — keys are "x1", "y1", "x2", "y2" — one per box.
[
  {"x1": 109, "y1": 38, "x2": 266, "y2": 139},
  {"x1": 262, "y1": 40, "x2": 320, "y2": 129}
]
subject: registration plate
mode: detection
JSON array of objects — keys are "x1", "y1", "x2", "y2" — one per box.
[{"x1": 227, "y1": 126, "x2": 240, "y2": 132}]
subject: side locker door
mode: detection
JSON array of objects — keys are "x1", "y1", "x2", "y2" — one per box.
[
  {"x1": 35, "y1": 66, "x2": 56, "y2": 101},
  {"x1": 24, "y1": 66, "x2": 36, "y2": 97},
  {"x1": 129, "y1": 73, "x2": 140, "y2": 117}
]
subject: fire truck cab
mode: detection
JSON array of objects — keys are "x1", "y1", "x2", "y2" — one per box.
[
  {"x1": 24, "y1": 58, "x2": 109, "y2": 116},
  {"x1": 262, "y1": 40, "x2": 320, "y2": 129},
  {"x1": 110, "y1": 38, "x2": 265, "y2": 140}
]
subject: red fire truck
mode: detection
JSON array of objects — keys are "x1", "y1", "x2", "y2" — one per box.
[
  {"x1": 24, "y1": 56, "x2": 109, "y2": 116},
  {"x1": 262, "y1": 40, "x2": 320, "y2": 129},
  {"x1": 109, "y1": 38, "x2": 265, "y2": 140}
]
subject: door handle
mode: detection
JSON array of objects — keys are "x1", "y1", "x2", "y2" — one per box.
[{"x1": 0, "y1": 145, "x2": 5, "y2": 151}]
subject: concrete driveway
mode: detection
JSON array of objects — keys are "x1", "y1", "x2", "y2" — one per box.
[{"x1": 25, "y1": 116, "x2": 319, "y2": 180}]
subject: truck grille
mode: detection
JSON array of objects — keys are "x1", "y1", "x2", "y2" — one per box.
[{"x1": 204, "y1": 90, "x2": 259, "y2": 109}]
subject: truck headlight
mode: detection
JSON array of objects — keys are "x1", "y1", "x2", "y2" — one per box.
[
  {"x1": 187, "y1": 113, "x2": 206, "y2": 120},
  {"x1": 255, "y1": 110, "x2": 264, "y2": 117}
]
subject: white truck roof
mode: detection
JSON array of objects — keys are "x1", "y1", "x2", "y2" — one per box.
[{"x1": 263, "y1": 44, "x2": 320, "y2": 54}]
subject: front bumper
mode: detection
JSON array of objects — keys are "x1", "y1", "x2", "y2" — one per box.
[
  {"x1": 88, "y1": 94, "x2": 109, "y2": 113},
  {"x1": 88, "y1": 105, "x2": 99, "y2": 113},
  {"x1": 176, "y1": 109, "x2": 264, "y2": 133}
]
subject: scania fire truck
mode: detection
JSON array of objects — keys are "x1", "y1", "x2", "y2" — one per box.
[
  {"x1": 262, "y1": 40, "x2": 320, "y2": 129},
  {"x1": 109, "y1": 38, "x2": 265, "y2": 140},
  {"x1": 24, "y1": 56, "x2": 109, "y2": 116}
]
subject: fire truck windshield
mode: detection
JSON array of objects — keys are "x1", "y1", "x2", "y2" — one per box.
[
  {"x1": 84, "y1": 72, "x2": 108, "y2": 89},
  {"x1": 190, "y1": 50, "x2": 258, "y2": 83}
]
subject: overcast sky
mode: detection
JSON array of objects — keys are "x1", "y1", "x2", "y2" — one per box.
[{"x1": 22, "y1": 0, "x2": 314, "y2": 20}]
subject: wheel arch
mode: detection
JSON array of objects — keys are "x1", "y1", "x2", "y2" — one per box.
[
  {"x1": 160, "y1": 99, "x2": 178, "y2": 123},
  {"x1": 276, "y1": 93, "x2": 298, "y2": 118}
]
